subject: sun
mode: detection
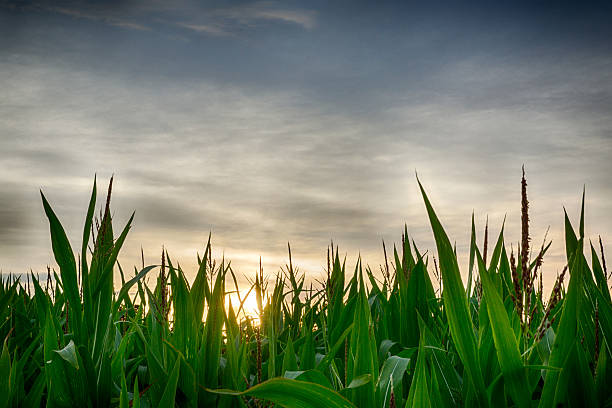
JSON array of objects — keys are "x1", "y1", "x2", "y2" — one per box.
[{"x1": 225, "y1": 289, "x2": 261, "y2": 322}]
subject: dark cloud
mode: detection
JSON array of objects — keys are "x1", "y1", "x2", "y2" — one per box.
[{"x1": 0, "y1": 184, "x2": 30, "y2": 245}]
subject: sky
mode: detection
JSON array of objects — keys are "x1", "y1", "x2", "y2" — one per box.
[{"x1": 1, "y1": 0, "x2": 611, "y2": 293}]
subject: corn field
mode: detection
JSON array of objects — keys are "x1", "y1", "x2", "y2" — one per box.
[{"x1": 1, "y1": 173, "x2": 610, "y2": 408}]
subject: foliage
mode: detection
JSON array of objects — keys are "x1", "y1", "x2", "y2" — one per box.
[{"x1": 0, "y1": 175, "x2": 610, "y2": 407}]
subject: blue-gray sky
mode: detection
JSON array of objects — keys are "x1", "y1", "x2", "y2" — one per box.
[{"x1": 1, "y1": 0, "x2": 611, "y2": 291}]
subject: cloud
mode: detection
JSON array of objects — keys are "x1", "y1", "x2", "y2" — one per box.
[
  {"x1": 1, "y1": 53, "x2": 610, "y2": 288},
  {"x1": 176, "y1": 22, "x2": 228, "y2": 36},
  {"x1": 251, "y1": 9, "x2": 315, "y2": 29},
  {"x1": 215, "y1": 2, "x2": 316, "y2": 29},
  {"x1": 0, "y1": 183, "x2": 30, "y2": 246},
  {"x1": 40, "y1": 6, "x2": 150, "y2": 31},
  {"x1": 0, "y1": 1, "x2": 610, "y2": 291},
  {"x1": 6, "y1": 1, "x2": 316, "y2": 37},
  {"x1": 175, "y1": 2, "x2": 316, "y2": 36}
]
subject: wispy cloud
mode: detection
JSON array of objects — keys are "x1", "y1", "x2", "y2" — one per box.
[
  {"x1": 42, "y1": 6, "x2": 150, "y2": 31},
  {"x1": 215, "y1": 2, "x2": 317, "y2": 30},
  {"x1": 176, "y1": 2, "x2": 316, "y2": 36},
  {"x1": 251, "y1": 9, "x2": 315, "y2": 29},
  {"x1": 176, "y1": 22, "x2": 229, "y2": 37},
  {"x1": 16, "y1": 1, "x2": 316, "y2": 36}
]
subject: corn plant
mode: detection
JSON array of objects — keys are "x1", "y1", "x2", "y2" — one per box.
[{"x1": 0, "y1": 172, "x2": 610, "y2": 407}]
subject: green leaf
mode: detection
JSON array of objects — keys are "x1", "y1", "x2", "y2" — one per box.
[
  {"x1": 477, "y1": 247, "x2": 531, "y2": 408},
  {"x1": 93, "y1": 212, "x2": 135, "y2": 298},
  {"x1": 114, "y1": 265, "x2": 157, "y2": 314},
  {"x1": 22, "y1": 372, "x2": 46, "y2": 408},
  {"x1": 538, "y1": 243, "x2": 585, "y2": 407},
  {"x1": 487, "y1": 218, "x2": 505, "y2": 273},
  {"x1": 200, "y1": 263, "x2": 226, "y2": 405},
  {"x1": 282, "y1": 337, "x2": 299, "y2": 373},
  {"x1": 119, "y1": 369, "x2": 129, "y2": 408},
  {"x1": 207, "y1": 377, "x2": 357, "y2": 408},
  {"x1": 564, "y1": 210, "x2": 579, "y2": 266},
  {"x1": 41, "y1": 191, "x2": 81, "y2": 337},
  {"x1": 191, "y1": 235, "x2": 212, "y2": 323},
  {"x1": 316, "y1": 323, "x2": 353, "y2": 372},
  {"x1": 53, "y1": 340, "x2": 79, "y2": 371},
  {"x1": 158, "y1": 356, "x2": 181, "y2": 408},
  {"x1": 417, "y1": 178, "x2": 487, "y2": 407},
  {"x1": 346, "y1": 373, "x2": 372, "y2": 389},
  {"x1": 44, "y1": 308, "x2": 73, "y2": 406},
  {"x1": 467, "y1": 212, "x2": 477, "y2": 297},
  {"x1": 347, "y1": 261, "x2": 378, "y2": 407},
  {"x1": 590, "y1": 243, "x2": 611, "y2": 302},
  {"x1": 284, "y1": 370, "x2": 333, "y2": 389},
  {"x1": 80, "y1": 177, "x2": 96, "y2": 337},
  {"x1": 377, "y1": 356, "x2": 409, "y2": 408},
  {"x1": 0, "y1": 340, "x2": 10, "y2": 408},
  {"x1": 555, "y1": 342, "x2": 596, "y2": 407},
  {"x1": 407, "y1": 327, "x2": 431, "y2": 408},
  {"x1": 133, "y1": 377, "x2": 141, "y2": 408}
]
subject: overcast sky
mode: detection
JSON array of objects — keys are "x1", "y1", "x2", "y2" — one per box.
[{"x1": 1, "y1": 0, "x2": 611, "y2": 291}]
